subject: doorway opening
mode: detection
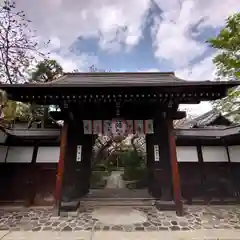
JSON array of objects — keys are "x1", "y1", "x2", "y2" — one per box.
[{"x1": 86, "y1": 134, "x2": 152, "y2": 200}]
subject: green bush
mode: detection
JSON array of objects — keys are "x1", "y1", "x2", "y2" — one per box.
[{"x1": 90, "y1": 171, "x2": 108, "y2": 189}]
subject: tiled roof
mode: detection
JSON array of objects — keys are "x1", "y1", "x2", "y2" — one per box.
[
  {"x1": 42, "y1": 72, "x2": 186, "y2": 87},
  {"x1": 177, "y1": 109, "x2": 231, "y2": 129}
]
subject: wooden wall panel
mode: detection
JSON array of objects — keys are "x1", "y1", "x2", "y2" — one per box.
[
  {"x1": 0, "y1": 164, "x2": 31, "y2": 202},
  {"x1": 34, "y1": 163, "x2": 57, "y2": 205},
  {"x1": 0, "y1": 146, "x2": 7, "y2": 163}
]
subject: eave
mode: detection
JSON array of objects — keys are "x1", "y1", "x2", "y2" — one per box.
[{"x1": 3, "y1": 124, "x2": 240, "y2": 140}]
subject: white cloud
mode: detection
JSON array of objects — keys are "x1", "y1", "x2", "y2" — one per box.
[
  {"x1": 15, "y1": 0, "x2": 152, "y2": 70},
  {"x1": 151, "y1": 0, "x2": 240, "y2": 68},
  {"x1": 151, "y1": 0, "x2": 240, "y2": 116},
  {"x1": 16, "y1": 0, "x2": 151, "y2": 52},
  {"x1": 176, "y1": 54, "x2": 217, "y2": 116},
  {"x1": 176, "y1": 54, "x2": 217, "y2": 81},
  {"x1": 12, "y1": 0, "x2": 239, "y2": 118}
]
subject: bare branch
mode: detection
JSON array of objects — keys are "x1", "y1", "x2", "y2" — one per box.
[{"x1": 0, "y1": 0, "x2": 48, "y2": 84}]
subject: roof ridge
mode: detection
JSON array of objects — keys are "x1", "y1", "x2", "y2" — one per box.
[
  {"x1": 32, "y1": 71, "x2": 186, "y2": 85},
  {"x1": 64, "y1": 72, "x2": 175, "y2": 75}
]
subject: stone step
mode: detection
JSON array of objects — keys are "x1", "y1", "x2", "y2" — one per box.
[
  {"x1": 80, "y1": 198, "x2": 155, "y2": 207},
  {"x1": 60, "y1": 200, "x2": 80, "y2": 212}
]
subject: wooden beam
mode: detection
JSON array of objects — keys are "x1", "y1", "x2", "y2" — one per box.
[
  {"x1": 55, "y1": 122, "x2": 68, "y2": 213},
  {"x1": 168, "y1": 119, "x2": 184, "y2": 216},
  {"x1": 27, "y1": 142, "x2": 38, "y2": 206}
]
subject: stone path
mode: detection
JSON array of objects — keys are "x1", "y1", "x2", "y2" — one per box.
[
  {"x1": 1, "y1": 230, "x2": 240, "y2": 240},
  {"x1": 0, "y1": 205, "x2": 240, "y2": 232}
]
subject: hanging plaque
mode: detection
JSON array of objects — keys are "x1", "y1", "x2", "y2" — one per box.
[
  {"x1": 76, "y1": 145, "x2": 82, "y2": 162},
  {"x1": 83, "y1": 120, "x2": 92, "y2": 134},
  {"x1": 154, "y1": 145, "x2": 160, "y2": 161}
]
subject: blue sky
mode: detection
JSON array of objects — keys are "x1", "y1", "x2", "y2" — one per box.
[{"x1": 15, "y1": 0, "x2": 240, "y2": 115}]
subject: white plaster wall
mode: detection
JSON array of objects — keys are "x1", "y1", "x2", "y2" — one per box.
[
  {"x1": 36, "y1": 147, "x2": 60, "y2": 163},
  {"x1": 0, "y1": 132, "x2": 7, "y2": 144},
  {"x1": 202, "y1": 146, "x2": 228, "y2": 162},
  {"x1": 176, "y1": 146, "x2": 198, "y2": 162},
  {"x1": 228, "y1": 145, "x2": 240, "y2": 162},
  {"x1": 0, "y1": 146, "x2": 8, "y2": 163},
  {"x1": 6, "y1": 146, "x2": 33, "y2": 163}
]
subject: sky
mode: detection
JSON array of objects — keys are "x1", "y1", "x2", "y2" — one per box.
[{"x1": 15, "y1": 0, "x2": 240, "y2": 117}]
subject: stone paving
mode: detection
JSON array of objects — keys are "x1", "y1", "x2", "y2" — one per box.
[
  {"x1": 1, "y1": 230, "x2": 240, "y2": 240},
  {"x1": 0, "y1": 205, "x2": 240, "y2": 232}
]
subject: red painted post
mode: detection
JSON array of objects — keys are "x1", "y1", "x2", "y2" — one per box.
[
  {"x1": 55, "y1": 122, "x2": 68, "y2": 206},
  {"x1": 168, "y1": 120, "x2": 184, "y2": 216}
]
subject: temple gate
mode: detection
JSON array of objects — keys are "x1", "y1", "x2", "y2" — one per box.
[{"x1": 1, "y1": 72, "x2": 239, "y2": 216}]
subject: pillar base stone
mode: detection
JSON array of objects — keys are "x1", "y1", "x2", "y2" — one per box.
[{"x1": 155, "y1": 200, "x2": 175, "y2": 211}]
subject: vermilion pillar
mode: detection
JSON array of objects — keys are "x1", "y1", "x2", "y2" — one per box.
[
  {"x1": 55, "y1": 122, "x2": 68, "y2": 209},
  {"x1": 168, "y1": 119, "x2": 183, "y2": 216}
]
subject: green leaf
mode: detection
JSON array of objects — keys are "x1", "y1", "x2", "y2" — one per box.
[{"x1": 208, "y1": 13, "x2": 240, "y2": 117}]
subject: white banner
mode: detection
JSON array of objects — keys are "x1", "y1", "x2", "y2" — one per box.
[
  {"x1": 103, "y1": 120, "x2": 112, "y2": 136},
  {"x1": 154, "y1": 145, "x2": 160, "y2": 161},
  {"x1": 126, "y1": 120, "x2": 133, "y2": 134},
  {"x1": 93, "y1": 120, "x2": 102, "y2": 135},
  {"x1": 76, "y1": 145, "x2": 82, "y2": 162},
  {"x1": 134, "y1": 120, "x2": 144, "y2": 135},
  {"x1": 145, "y1": 119, "x2": 154, "y2": 134},
  {"x1": 112, "y1": 119, "x2": 126, "y2": 135},
  {"x1": 83, "y1": 120, "x2": 92, "y2": 134},
  {"x1": 83, "y1": 120, "x2": 155, "y2": 134}
]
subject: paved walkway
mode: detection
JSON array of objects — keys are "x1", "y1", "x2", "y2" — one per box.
[
  {"x1": 0, "y1": 206, "x2": 240, "y2": 239},
  {"x1": 1, "y1": 205, "x2": 240, "y2": 232},
  {"x1": 0, "y1": 230, "x2": 240, "y2": 240}
]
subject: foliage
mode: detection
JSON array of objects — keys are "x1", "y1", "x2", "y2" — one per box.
[
  {"x1": 73, "y1": 64, "x2": 110, "y2": 73},
  {"x1": 0, "y1": 89, "x2": 34, "y2": 131},
  {"x1": 90, "y1": 171, "x2": 108, "y2": 189},
  {"x1": 121, "y1": 150, "x2": 147, "y2": 184},
  {"x1": 0, "y1": 0, "x2": 48, "y2": 84},
  {"x1": 31, "y1": 59, "x2": 63, "y2": 82},
  {"x1": 27, "y1": 59, "x2": 63, "y2": 128},
  {"x1": 207, "y1": 13, "x2": 240, "y2": 118},
  {"x1": 0, "y1": 89, "x2": 7, "y2": 106},
  {"x1": 208, "y1": 13, "x2": 240, "y2": 80}
]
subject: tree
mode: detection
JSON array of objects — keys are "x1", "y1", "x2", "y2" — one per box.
[
  {"x1": 207, "y1": 13, "x2": 240, "y2": 119},
  {"x1": 0, "y1": 88, "x2": 33, "y2": 132},
  {"x1": 73, "y1": 64, "x2": 110, "y2": 73},
  {"x1": 0, "y1": 0, "x2": 48, "y2": 84},
  {"x1": 28, "y1": 59, "x2": 63, "y2": 128},
  {"x1": 31, "y1": 59, "x2": 63, "y2": 82}
]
